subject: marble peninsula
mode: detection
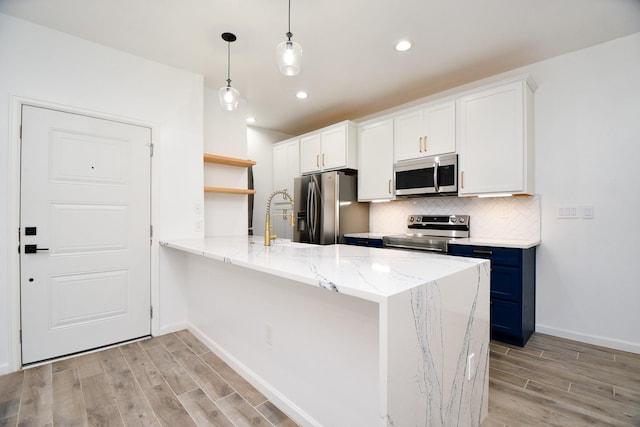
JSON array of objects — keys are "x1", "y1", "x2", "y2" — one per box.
[{"x1": 160, "y1": 236, "x2": 490, "y2": 426}]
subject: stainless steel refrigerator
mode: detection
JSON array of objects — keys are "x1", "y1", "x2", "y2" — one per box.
[{"x1": 293, "y1": 171, "x2": 369, "y2": 244}]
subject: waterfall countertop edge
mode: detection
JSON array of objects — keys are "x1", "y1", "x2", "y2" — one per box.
[{"x1": 160, "y1": 236, "x2": 487, "y2": 303}]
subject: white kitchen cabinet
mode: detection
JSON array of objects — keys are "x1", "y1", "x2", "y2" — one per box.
[
  {"x1": 357, "y1": 118, "x2": 394, "y2": 201},
  {"x1": 272, "y1": 138, "x2": 299, "y2": 201},
  {"x1": 394, "y1": 100, "x2": 456, "y2": 162},
  {"x1": 457, "y1": 76, "x2": 535, "y2": 196},
  {"x1": 271, "y1": 138, "x2": 299, "y2": 240},
  {"x1": 299, "y1": 121, "x2": 357, "y2": 174}
]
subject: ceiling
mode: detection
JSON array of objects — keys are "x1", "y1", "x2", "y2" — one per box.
[{"x1": 1, "y1": 0, "x2": 640, "y2": 136}]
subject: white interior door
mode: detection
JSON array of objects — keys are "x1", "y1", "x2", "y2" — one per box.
[{"x1": 20, "y1": 105, "x2": 152, "y2": 365}]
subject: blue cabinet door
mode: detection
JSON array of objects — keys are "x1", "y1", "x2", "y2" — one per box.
[{"x1": 449, "y1": 244, "x2": 536, "y2": 346}]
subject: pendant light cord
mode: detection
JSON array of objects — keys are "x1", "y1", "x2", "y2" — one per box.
[
  {"x1": 227, "y1": 41, "x2": 231, "y2": 86},
  {"x1": 286, "y1": 0, "x2": 292, "y2": 41}
]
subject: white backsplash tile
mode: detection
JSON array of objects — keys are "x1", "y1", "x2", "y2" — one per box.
[{"x1": 370, "y1": 195, "x2": 540, "y2": 241}]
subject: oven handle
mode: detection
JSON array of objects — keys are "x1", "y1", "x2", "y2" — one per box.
[
  {"x1": 383, "y1": 243, "x2": 445, "y2": 252},
  {"x1": 433, "y1": 159, "x2": 440, "y2": 193}
]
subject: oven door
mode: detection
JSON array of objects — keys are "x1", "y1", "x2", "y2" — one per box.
[{"x1": 394, "y1": 154, "x2": 457, "y2": 196}]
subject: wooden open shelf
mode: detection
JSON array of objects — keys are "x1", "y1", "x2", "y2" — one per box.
[
  {"x1": 204, "y1": 186, "x2": 256, "y2": 195},
  {"x1": 203, "y1": 153, "x2": 256, "y2": 195},
  {"x1": 203, "y1": 153, "x2": 256, "y2": 168}
]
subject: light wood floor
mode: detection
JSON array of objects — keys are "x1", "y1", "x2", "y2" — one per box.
[
  {"x1": 0, "y1": 330, "x2": 297, "y2": 427},
  {"x1": 1, "y1": 331, "x2": 639, "y2": 426},
  {"x1": 484, "y1": 333, "x2": 640, "y2": 426}
]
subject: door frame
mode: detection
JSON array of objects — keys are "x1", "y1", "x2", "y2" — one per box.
[{"x1": 6, "y1": 95, "x2": 160, "y2": 372}]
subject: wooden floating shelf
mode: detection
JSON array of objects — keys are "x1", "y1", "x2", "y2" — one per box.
[
  {"x1": 203, "y1": 153, "x2": 256, "y2": 168},
  {"x1": 204, "y1": 186, "x2": 256, "y2": 195}
]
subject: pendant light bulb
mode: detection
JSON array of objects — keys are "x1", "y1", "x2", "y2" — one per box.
[
  {"x1": 219, "y1": 81, "x2": 239, "y2": 111},
  {"x1": 219, "y1": 32, "x2": 239, "y2": 111},
  {"x1": 277, "y1": 0, "x2": 302, "y2": 76}
]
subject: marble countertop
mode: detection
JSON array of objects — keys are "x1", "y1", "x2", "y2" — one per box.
[
  {"x1": 160, "y1": 236, "x2": 486, "y2": 303},
  {"x1": 344, "y1": 232, "x2": 539, "y2": 249}
]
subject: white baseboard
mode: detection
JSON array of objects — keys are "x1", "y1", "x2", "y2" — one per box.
[
  {"x1": 154, "y1": 322, "x2": 188, "y2": 337},
  {"x1": 0, "y1": 363, "x2": 11, "y2": 376},
  {"x1": 536, "y1": 324, "x2": 640, "y2": 354},
  {"x1": 186, "y1": 323, "x2": 321, "y2": 427}
]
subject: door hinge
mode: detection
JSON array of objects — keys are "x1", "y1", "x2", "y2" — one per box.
[
  {"x1": 150, "y1": 143, "x2": 154, "y2": 157},
  {"x1": 19, "y1": 125, "x2": 22, "y2": 140},
  {"x1": 19, "y1": 329, "x2": 22, "y2": 343},
  {"x1": 150, "y1": 225, "x2": 153, "y2": 238},
  {"x1": 150, "y1": 306, "x2": 153, "y2": 319}
]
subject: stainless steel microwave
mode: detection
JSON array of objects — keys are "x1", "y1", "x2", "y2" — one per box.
[{"x1": 394, "y1": 153, "x2": 458, "y2": 197}]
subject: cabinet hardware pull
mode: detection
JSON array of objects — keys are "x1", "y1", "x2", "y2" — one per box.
[
  {"x1": 388, "y1": 179, "x2": 392, "y2": 194},
  {"x1": 424, "y1": 135, "x2": 427, "y2": 152},
  {"x1": 473, "y1": 249, "x2": 493, "y2": 255},
  {"x1": 419, "y1": 137, "x2": 423, "y2": 153},
  {"x1": 322, "y1": 153, "x2": 325, "y2": 166},
  {"x1": 461, "y1": 171, "x2": 464, "y2": 189},
  {"x1": 316, "y1": 154, "x2": 320, "y2": 167}
]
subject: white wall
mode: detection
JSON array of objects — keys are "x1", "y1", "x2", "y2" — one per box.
[
  {"x1": 0, "y1": 14, "x2": 204, "y2": 373},
  {"x1": 531, "y1": 33, "x2": 640, "y2": 352},
  {"x1": 369, "y1": 32, "x2": 640, "y2": 353},
  {"x1": 203, "y1": 89, "x2": 250, "y2": 236},
  {"x1": 248, "y1": 127, "x2": 291, "y2": 238}
]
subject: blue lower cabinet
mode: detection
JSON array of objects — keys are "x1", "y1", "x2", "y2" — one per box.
[
  {"x1": 344, "y1": 236, "x2": 384, "y2": 248},
  {"x1": 449, "y1": 244, "x2": 536, "y2": 346}
]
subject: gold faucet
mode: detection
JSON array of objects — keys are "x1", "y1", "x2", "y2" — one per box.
[{"x1": 265, "y1": 189, "x2": 295, "y2": 246}]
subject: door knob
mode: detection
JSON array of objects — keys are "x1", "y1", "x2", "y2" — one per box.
[{"x1": 24, "y1": 244, "x2": 49, "y2": 254}]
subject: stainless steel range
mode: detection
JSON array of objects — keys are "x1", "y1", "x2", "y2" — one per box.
[{"x1": 382, "y1": 214, "x2": 470, "y2": 253}]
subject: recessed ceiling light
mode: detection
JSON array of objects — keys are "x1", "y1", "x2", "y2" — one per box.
[
  {"x1": 395, "y1": 40, "x2": 413, "y2": 52},
  {"x1": 296, "y1": 91, "x2": 308, "y2": 99},
  {"x1": 246, "y1": 117, "x2": 256, "y2": 124}
]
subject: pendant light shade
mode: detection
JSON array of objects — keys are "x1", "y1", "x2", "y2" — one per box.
[
  {"x1": 219, "y1": 85, "x2": 239, "y2": 111},
  {"x1": 219, "y1": 32, "x2": 239, "y2": 111},
  {"x1": 277, "y1": 0, "x2": 302, "y2": 76}
]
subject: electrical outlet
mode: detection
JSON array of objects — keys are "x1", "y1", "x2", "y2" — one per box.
[
  {"x1": 467, "y1": 353, "x2": 475, "y2": 380},
  {"x1": 194, "y1": 203, "x2": 203, "y2": 215},
  {"x1": 194, "y1": 219, "x2": 203, "y2": 232},
  {"x1": 581, "y1": 205, "x2": 594, "y2": 219},
  {"x1": 265, "y1": 323, "x2": 273, "y2": 346}
]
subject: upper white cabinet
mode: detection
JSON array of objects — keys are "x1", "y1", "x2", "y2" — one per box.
[
  {"x1": 300, "y1": 121, "x2": 357, "y2": 174},
  {"x1": 272, "y1": 138, "x2": 300, "y2": 202},
  {"x1": 457, "y1": 77, "x2": 535, "y2": 196},
  {"x1": 394, "y1": 100, "x2": 456, "y2": 162},
  {"x1": 357, "y1": 118, "x2": 394, "y2": 201}
]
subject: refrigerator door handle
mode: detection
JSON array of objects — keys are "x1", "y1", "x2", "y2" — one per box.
[
  {"x1": 306, "y1": 181, "x2": 313, "y2": 242},
  {"x1": 310, "y1": 175, "x2": 320, "y2": 243}
]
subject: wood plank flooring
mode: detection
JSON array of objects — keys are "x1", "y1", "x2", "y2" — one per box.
[
  {"x1": 1, "y1": 331, "x2": 639, "y2": 426},
  {"x1": 0, "y1": 330, "x2": 297, "y2": 427},
  {"x1": 484, "y1": 333, "x2": 640, "y2": 426}
]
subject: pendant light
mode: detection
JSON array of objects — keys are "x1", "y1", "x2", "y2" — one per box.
[
  {"x1": 219, "y1": 32, "x2": 239, "y2": 111},
  {"x1": 277, "y1": 0, "x2": 302, "y2": 76}
]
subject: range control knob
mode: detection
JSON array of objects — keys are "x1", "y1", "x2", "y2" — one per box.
[
  {"x1": 451, "y1": 217, "x2": 457, "y2": 223},
  {"x1": 409, "y1": 216, "x2": 415, "y2": 222},
  {"x1": 459, "y1": 217, "x2": 465, "y2": 223}
]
